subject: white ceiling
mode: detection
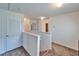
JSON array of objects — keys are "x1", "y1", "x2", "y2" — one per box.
[{"x1": 0, "y1": 3, "x2": 79, "y2": 17}]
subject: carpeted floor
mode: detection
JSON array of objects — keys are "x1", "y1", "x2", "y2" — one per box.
[
  {"x1": 0, "y1": 43, "x2": 78, "y2": 56},
  {"x1": 40, "y1": 43, "x2": 78, "y2": 56},
  {"x1": 0, "y1": 47, "x2": 30, "y2": 56}
]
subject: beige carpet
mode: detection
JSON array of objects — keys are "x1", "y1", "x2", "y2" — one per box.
[
  {"x1": 0, "y1": 47, "x2": 30, "y2": 56},
  {"x1": 40, "y1": 43, "x2": 78, "y2": 56},
  {"x1": 0, "y1": 43, "x2": 78, "y2": 56}
]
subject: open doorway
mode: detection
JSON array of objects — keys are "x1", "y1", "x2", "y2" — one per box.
[{"x1": 45, "y1": 23, "x2": 48, "y2": 32}]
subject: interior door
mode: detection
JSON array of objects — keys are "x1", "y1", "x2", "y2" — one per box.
[
  {"x1": 6, "y1": 13, "x2": 22, "y2": 51},
  {"x1": 0, "y1": 13, "x2": 7, "y2": 54},
  {"x1": 0, "y1": 13, "x2": 2, "y2": 54},
  {"x1": 0, "y1": 10, "x2": 24, "y2": 54}
]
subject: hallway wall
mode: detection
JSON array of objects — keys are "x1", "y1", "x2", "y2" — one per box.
[
  {"x1": 24, "y1": 18, "x2": 31, "y2": 32},
  {"x1": 50, "y1": 11, "x2": 79, "y2": 50}
]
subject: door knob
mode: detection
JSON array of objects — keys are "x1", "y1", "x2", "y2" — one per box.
[{"x1": 6, "y1": 35, "x2": 8, "y2": 37}]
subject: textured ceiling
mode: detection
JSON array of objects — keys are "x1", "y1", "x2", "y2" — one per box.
[{"x1": 0, "y1": 3, "x2": 79, "y2": 17}]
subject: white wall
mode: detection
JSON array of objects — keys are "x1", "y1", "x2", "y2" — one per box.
[
  {"x1": 24, "y1": 18, "x2": 31, "y2": 32},
  {"x1": 50, "y1": 11, "x2": 79, "y2": 50}
]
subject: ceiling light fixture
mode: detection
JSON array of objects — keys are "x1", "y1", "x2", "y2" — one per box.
[
  {"x1": 41, "y1": 17, "x2": 45, "y2": 20},
  {"x1": 53, "y1": 3, "x2": 63, "y2": 7},
  {"x1": 56, "y1": 3, "x2": 63, "y2": 7},
  {"x1": 24, "y1": 18, "x2": 26, "y2": 21}
]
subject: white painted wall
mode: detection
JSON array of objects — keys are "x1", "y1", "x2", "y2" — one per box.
[
  {"x1": 24, "y1": 18, "x2": 31, "y2": 32},
  {"x1": 50, "y1": 11, "x2": 79, "y2": 50},
  {"x1": 36, "y1": 19, "x2": 43, "y2": 32}
]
